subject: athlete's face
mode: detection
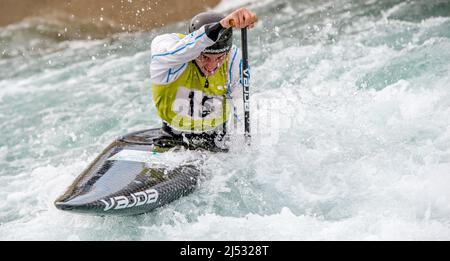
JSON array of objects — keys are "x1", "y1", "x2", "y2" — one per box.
[{"x1": 195, "y1": 52, "x2": 228, "y2": 76}]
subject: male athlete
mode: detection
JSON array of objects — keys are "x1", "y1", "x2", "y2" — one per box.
[{"x1": 150, "y1": 8, "x2": 257, "y2": 151}]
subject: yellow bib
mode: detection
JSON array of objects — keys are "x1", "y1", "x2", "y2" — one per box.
[{"x1": 152, "y1": 60, "x2": 231, "y2": 132}]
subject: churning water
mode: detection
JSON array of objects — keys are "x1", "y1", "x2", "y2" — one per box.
[{"x1": 1, "y1": 0, "x2": 450, "y2": 240}]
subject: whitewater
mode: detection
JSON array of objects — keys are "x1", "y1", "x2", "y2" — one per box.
[{"x1": 1, "y1": 0, "x2": 450, "y2": 240}]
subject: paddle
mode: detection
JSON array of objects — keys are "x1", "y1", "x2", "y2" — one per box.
[
  {"x1": 229, "y1": 19, "x2": 251, "y2": 144},
  {"x1": 241, "y1": 27, "x2": 251, "y2": 145}
]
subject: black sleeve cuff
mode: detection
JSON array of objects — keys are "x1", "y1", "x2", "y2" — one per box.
[{"x1": 204, "y1": 22, "x2": 225, "y2": 42}]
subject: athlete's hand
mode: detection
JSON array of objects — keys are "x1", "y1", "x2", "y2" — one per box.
[{"x1": 220, "y1": 8, "x2": 258, "y2": 29}]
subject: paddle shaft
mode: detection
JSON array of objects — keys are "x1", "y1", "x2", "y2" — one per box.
[{"x1": 241, "y1": 28, "x2": 251, "y2": 144}]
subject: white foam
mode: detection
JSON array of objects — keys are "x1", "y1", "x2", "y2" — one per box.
[{"x1": 135, "y1": 207, "x2": 450, "y2": 240}]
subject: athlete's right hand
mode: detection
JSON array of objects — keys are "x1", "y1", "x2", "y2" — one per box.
[{"x1": 220, "y1": 8, "x2": 258, "y2": 29}]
